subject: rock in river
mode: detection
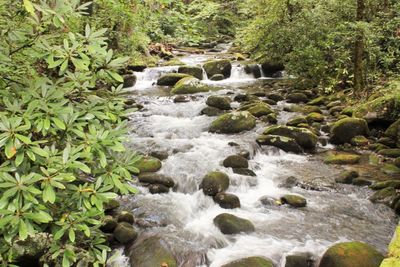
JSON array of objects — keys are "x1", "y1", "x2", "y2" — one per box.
[
  {"x1": 281, "y1": 194, "x2": 307, "y2": 208},
  {"x1": 330, "y1": 118, "x2": 369, "y2": 145},
  {"x1": 200, "y1": 171, "x2": 230, "y2": 196},
  {"x1": 206, "y1": 95, "x2": 232, "y2": 110},
  {"x1": 223, "y1": 155, "x2": 249, "y2": 168},
  {"x1": 209, "y1": 111, "x2": 256, "y2": 134},
  {"x1": 203, "y1": 59, "x2": 232, "y2": 78},
  {"x1": 318, "y1": 241, "x2": 384, "y2": 267},
  {"x1": 213, "y1": 213, "x2": 255, "y2": 234},
  {"x1": 178, "y1": 65, "x2": 203, "y2": 80},
  {"x1": 214, "y1": 193, "x2": 241, "y2": 209},
  {"x1": 136, "y1": 156, "x2": 162, "y2": 173},
  {"x1": 113, "y1": 222, "x2": 138, "y2": 244},
  {"x1": 171, "y1": 77, "x2": 215, "y2": 94},
  {"x1": 221, "y1": 256, "x2": 274, "y2": 267}
]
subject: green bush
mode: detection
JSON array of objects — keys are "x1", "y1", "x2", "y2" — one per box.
[{"x1": 0, "y1": 1, "x2": 139, "y2": 266}]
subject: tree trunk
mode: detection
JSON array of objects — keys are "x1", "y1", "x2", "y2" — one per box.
[{"x1": 353, "y1": 0, "x2": 366, "y2": 92}]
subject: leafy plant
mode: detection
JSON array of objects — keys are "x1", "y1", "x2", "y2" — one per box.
[{"x1": 0, "y1": 1, "x2": 139, "y2": 266}]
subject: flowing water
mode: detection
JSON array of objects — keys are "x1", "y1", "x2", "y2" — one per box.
[{"x1": 115, "y1": 50, "x2": 397, "y2": 267}]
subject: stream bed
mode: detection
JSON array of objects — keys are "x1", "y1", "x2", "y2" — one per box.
[{"x1": 115, "y1": 50, "x2": 397, "y2": 267}]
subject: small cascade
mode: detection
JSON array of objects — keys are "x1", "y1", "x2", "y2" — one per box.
[
  {"x1": 133, "y1": 65, "x2": 179, "y2": 90},
  {"x1": 230, "y1": 64, "x2": 256, "y2": 80}
]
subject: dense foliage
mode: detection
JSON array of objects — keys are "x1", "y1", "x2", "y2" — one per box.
[
  {"x1": 0, "y1": 1, "x2": 139, "y2": 266},
  {"x1": 238, "y1": 0, "x2": 400, "y2": 89}
]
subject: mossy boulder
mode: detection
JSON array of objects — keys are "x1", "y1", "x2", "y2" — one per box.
[
  {"x1": 318, "y1": 241, "x2": 384, "y2": 267},
  {"x1": 117, "y1": 211, "x2": 135, "y2": 224},
  {"x1": 209, "y1": 111, "x2": 256, "y2": 134},
  {"x1": 104, "y1": 199, "x2": 120, "y2": 211},
  {"x1": 287, "y1": 116, "x2": 307, "y2": 127},
  {"x1": 206, "y1": 95, "x2": 232, "y2": 110},
  {"x1": 263, "y1": 125, "x2": 318, "y2": 150},
  {"x1": 113, "y1": 222, "x2": 138, "y2": 244},
  {"x1": 306, "y1": 112, "x2": 325, "y2": 123},
  {"x1": 384, "y1": 119, "x2": 400, "y2": 147},
  {"x1": 239, "y1": 101, "x2": 273, "y2": 117},
  {"x1": 352, "y1": 178, "x2": 372, "y2": 186},
  {"x1": 138, "y1": 173, "x2": 174, "y2": 187},
  {"x1": 351, "y1": 136, "x2": 370, "y2": 146},
  {"x1": 285, "y1": 253, "x2": 314, "y2": 267},
  {"x1": 171, "y1": 77, "x2": 215, "y2": 94},
  {"x1": 281, "y1": 194, "x2": 307, "y2": 208},
  {"x1": 11, "y1": 233, "x2": 52, "y2": 266},
  {"x1": 123, "y1": 74, "x2": 137, "y2": 88},
  {"x1": 223, "y1": 155, "x2": 249, "y2": 168},
  {"x1": 214, "y1": 193, "x2": 241, "y2": 209},
  {"x1": 330, "y1": 118, "x2": 369, "y2": 144},
  {"x1": 221, "y1": 256, "x2": 274, "y2": 267},
  {"x1": 378, "y1": 148, "x2": 400, "y2": 158},
  {"x1": 287, "y1": 93, "x2": 309, "y2": 103},
  {"x1": 129, "y1": 236, "x2": 177, "y2": 267},
  {"x1": 324, "y1": 153, "x2": 361, "y2": 165},
  {"x1": 178, "y1": 65, "x2": 203, "y2": 80},
  {"x1": 156, "y1": 73, "x2": 190, "y2": 86},
  {"x1": 200, "y1": 171, "x2": 230, "y2": 196},
  {"x1": 203, "y1": 59, "x2": 232, "y2": 78},
  {"x1": 256, "y1": 135, "x2": 303, "y2": 153},
  {"x1": 213, "y1": 213, "x2": 255, "y2": 234},
  {"x1": 100, "y1": 216, "x2": 118, "y2": 233},
  {"x1": 201, "y1": 106, "x2": 226, "y2": 116},
  {"x1": 308, "y1": 96, "x2": 327, "y2": 106},
  {"x1": 136, "y1": 157, "x2": 162, "y2": 173},
  {"x1": 381, "y1": 163, "x2": 400, "y2": 175},
  {"x1": 335, "y1": 170, "x2": 359, "y2": 184},
  {"x1": 369, "y1": 187, "x2": 397, "y2": 205},
  {"x1": 267, "y1": 93, "x2": 284, "y2": 102},
  {"x1": 370, "y1": 180, "x2": 400, "y2": 190}
]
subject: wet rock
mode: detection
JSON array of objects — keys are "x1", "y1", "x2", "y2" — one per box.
[
  {"x1": 221, "y1": 256, "x2": 274, "y2": 267},
  {"x1": 327, "y1": 100, "x2": 342, "y2": 109},
  {"x1": 138, "y1": 173, "x2": 174, "y2": 187},
  {"x1": 157, "y1": 73, "x2": 190, "y2": 86},
  {"x1": 264, "y1": 99, "x2": 277, "y2": 106},
  {"x1": 285, "y1": 253, "x2": 314, "y2": 267},
  {"x1": 335, "y1": 170, "x2": 359, "y2": 184},
  {"x1": 262, "y1": 113, "x2": 278, "y2": 124},
  {"x1": 101, "y1": 215, "x2": 118, "y2": 233},
  {"x1": 136, "y1": 156, "x2": 162, "y2": 173},
  {"x1": 11, "y1": 233, "x2": 52, "y2": 266},
  {"x1": 263, "y1": 125, "x2": 318, "y2": 150},
  {"x1": 308, "y1": 96, "x2": 327, "y2": 106},
  {"x1": 203, "y1": 59, "x2": 232, "y2": 78},
  {"x1": 233, "y1": 168, "x2": 257, "y2": 176},
  {"x1": 239, "y1": 101, "x2": 273, "y2": 117},
  {"x1": 234, "y1": 93, "x2": 259, "y2": 102},
  {"x1": 330, "y1": 118, "x2": 369, "y2": 144},
  {"x1": 178, "y1": 65, "x2": 203, "y2": 80},
  {"x1": 150, "y1": 150, "x2": 169, "y2": 160},
  {"x1": 105, "y1": 199, "x2": 120, "y2": 211},
  {"x1": 200, "y1": 171, "x2": 230, "y2": 196},
  {"x1": 210, "y1": 74, "x2": 225, "y2": 81},
  {"x1": 213, "y1": 213, "x2": 255, "y2": 234},
  {"x1": 350, "y1": 136, "x2": 369, "y2": 146},
  {"x1": 321, "y1": 125, "x2": 331, "y2": 133},
  {"x1": 324, "y1": 152, "x2": 361, "y2": 165},
  {"x1": 127, "y1": 65, "x2": 147, "y2": 72},
  {"x1": 129, "y1": 236, "x2": 177, "y2": 267},
  {"x1": 171, "y1": 77, "x2": 215, "y2": 94},
  {"x1": 238, "y1": 150, "x2": 251, "y2": 159},
  {"x1": 370, "y1": 180, "x2": 400, "y2": 190},
  {"x1": 214, "y1": 193, "x2": 241, "y2": 209},
  {"x1": 206, "y1": 95, "x2": 232, "y2": 110},
  {"x1": 149, "y1": 184, "x2": 170, "y2": 194},
  {"x1": 306, "y1": 112, "x2": 325, "y2": 123},
  {"x1": 287, "y1": 93, "x2": 309, "y2": 103},
  {"x1": 384, "y1": 119, "x2": 400, "y2": 146},
  {"x1": 267, "y1": 93, "x2": 284, "y2": 102},
  {"x1": 378, "y1": 137, "x2": 396, "y2": 148},
  {"x1": 113, "y1": 222, "x2": 138, "y2": 244},
  {"x1": 244, "y1": 64, "x2": 262, "y2": 78},
  {"x1": 329, "y1": 106, "x2": 345, "y2": 115},
  {"x1": 318, "y1": 241, "x2": 384, "y2": 267},
  {"x1": 286, "y1": 105, "x2": 322, "y2": 114},
  {"x1": 123, "y1": 74, "x2": 137, "y2": 88},
  {"x1": 281, "y1": 194, "x2": 307, "y2": 208},
  {"x1": 174, "y1": 95, "x2": 190, "y2": 103},
  {"x1": 223, "y1": 155, "x2": 249, "y2": 168},
  {"x1": 257, "y1": 135, "x2": 303, "y2": 153},
  {"x1": 369, "y1": 187, "x2": 397, "y2": 205},
  {"x1": 209, "y1": 111, "x2": 256, "y2": 134},
  {"x1": 287, "y1": 116, "x2": 308, "y2": 127},
  {"x1": 352, "y1": 178, "x2": 372, "y2": 186},
  {"x1": 201, "y1": 106, "x2": 226, "y2": 116},
  {"x1": 259, "y1": 196, "x2": 282, "y2": 206},
  {"x1": 378, "y1": 148, "x2": 400, "y2": 158},
  {"x1": 117, "y1": 211, "x2": 135, "y2": 224},
  {"x1": 261, "y1": 61, "x2": 284, "y2": 76},
  {"x1": 279, "y1": 176, "x2": 299, "y2": 188},
  {"x1": 381, "y1": 163, "x2": 400, "y2": 175}
]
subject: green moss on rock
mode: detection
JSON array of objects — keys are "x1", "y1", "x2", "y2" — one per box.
[
  {"x1": 178, "y1": 65, "x2": 203, "y2": 80},
  {"x1": 330, "y1": 118, "x2": 369, "y2": 144},
  {"x1": 200, "y1": 171, "x2": 230, "y2": 196},
  {"x1": 324, "y1": 152, "x2": 361, "y2": 165},
  {"x1": 213, "y1": 213, "x2": 255, "y2": 234},
  {"x1": 171, "y1": 77, "x2": 215, "y2": 94},
  {"x1": 156, "y1": 73, "x2": 191, "y2": 86},
  {"x1": 263, "y1": 125, "x2": 318, "y2": 150},
  {"x1": 136, "y1": 156, "x2": 162, "y2": 173},
  {"x1": 209, "y1": 111, "x2": 256, "y2": 134},
  {"x1": 203, "y1": 59, "x2": 232, "y2": 78},
  {"x1": 319, "y1": 241, "x2": 384, "y2": 267},
  {"x1": 221, "y1": 256, "x2": 274, "y2": 267}
]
